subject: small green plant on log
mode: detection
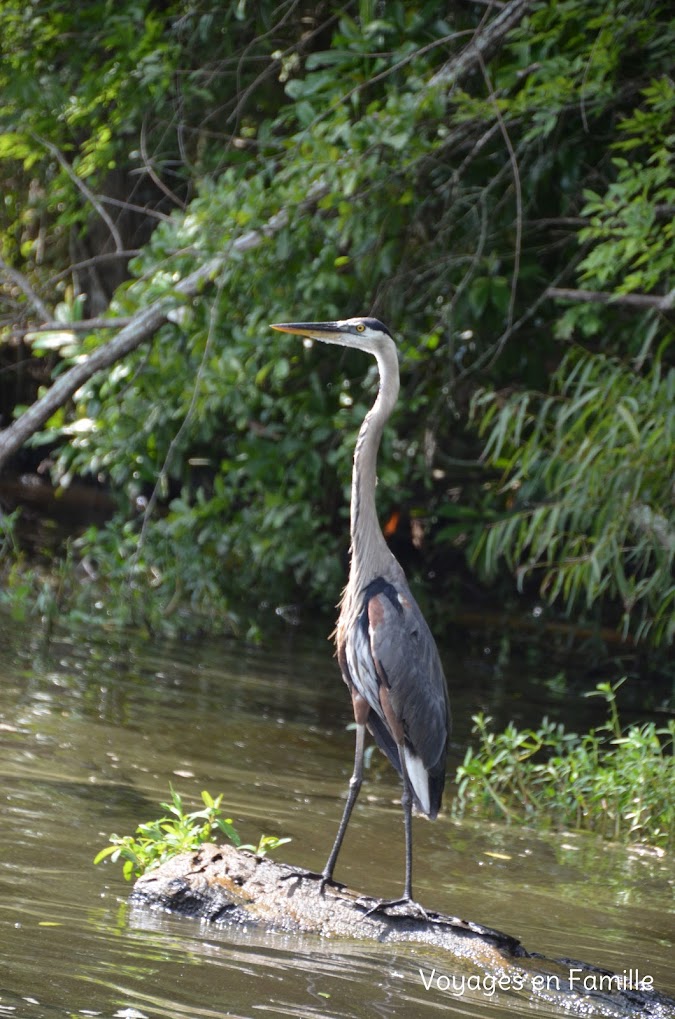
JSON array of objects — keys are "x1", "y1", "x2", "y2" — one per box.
[
  {"x1": 453, "y1": 681, "x2": 675, "y2": 850},
  {"x1": 94, "y1": 787, "x2": 290, "y2": 880}
]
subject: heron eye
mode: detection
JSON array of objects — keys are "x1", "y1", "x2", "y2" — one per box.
[{"x1": 355, "y1": 323, "x2": 365, "y2": 332}]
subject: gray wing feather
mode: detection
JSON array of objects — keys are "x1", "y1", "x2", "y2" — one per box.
[
  {"x1": 345, "y1": 619, "x2": 382, "y2": 716},
  {"x1": 367, "y1": 588, "x2": 450, "y2": 775}
]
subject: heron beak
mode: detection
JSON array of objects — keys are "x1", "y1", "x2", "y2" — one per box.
[{"x1": 270, "y1": 321, "x2": 344, "y2": 341}]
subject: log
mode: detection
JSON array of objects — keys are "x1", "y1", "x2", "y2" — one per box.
[{"x1": 131, "y1": 844, "x2": 675, "y2": 1017}]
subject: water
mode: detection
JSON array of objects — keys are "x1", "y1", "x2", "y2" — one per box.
[{"x1": 0, "y1": 613, "x2": 673, "y2": 1018}]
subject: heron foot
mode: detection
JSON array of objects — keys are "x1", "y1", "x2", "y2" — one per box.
[
  {"x1": 317, "y1": 871, "x2": 346, "y2": 895},
  {"x1": 279, "y1": 867, "x2": 344, "y2": 896},
  {"x1": 279, "y1": 866, "x2": 321, "y2": 886},
  {"x1": 360, "y1": 896, "x2": 430, "y2": 920}
]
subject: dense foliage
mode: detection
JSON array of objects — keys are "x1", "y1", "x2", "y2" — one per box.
[
  {"x1": 0, "y1": 1, "x2": 673, "y2": 642},
  {"x1": 454, "y1": 681, "x2": 675, "y2": 849}
]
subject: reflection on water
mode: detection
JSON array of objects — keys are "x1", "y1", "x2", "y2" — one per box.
[{"x1": 0, "y1": 613, "x2": 673, "y2": 1018}]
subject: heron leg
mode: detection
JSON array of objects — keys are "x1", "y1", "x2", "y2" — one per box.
[
  {"x1": 398, "y1": 746, "x2": 414, "y2": 902},
  {"x1": 322, "y1": 720, "x2": 366, "y2": 885},
  {"x1": 358, "y1": 747, "x2": 429, "y2": 920}
]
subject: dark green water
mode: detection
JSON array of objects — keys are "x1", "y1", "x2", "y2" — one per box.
[{"x1": 0, "y1": 613, "x2": 673, "y2": 1018}]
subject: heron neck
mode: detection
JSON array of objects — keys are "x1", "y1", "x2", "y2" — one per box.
[{"x1": 349, "y1": 345, "x2": 400, "y2": 588}]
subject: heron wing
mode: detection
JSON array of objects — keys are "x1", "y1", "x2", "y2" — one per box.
[
  {"x1": 344, "y1": 576, "x2": 450, "y2": 817},
  {"x1": 369, "y1": 584, "x2": 449, "y2": 769}
]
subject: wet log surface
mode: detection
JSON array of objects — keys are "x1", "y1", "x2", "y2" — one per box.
[{"x1": 131, "y1": 844, "x2": 675, "y2": 1018}]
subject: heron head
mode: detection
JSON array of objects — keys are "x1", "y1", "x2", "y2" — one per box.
[{"x1": 270, "y1": 317, "x2": 394, "y2": 355}]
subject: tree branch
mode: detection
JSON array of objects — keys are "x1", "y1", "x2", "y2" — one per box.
[
  {"x1": 0, "y1": 267, "x2": 211, "y2": 472},
  {"x1": 546, "y1": 287, "x2": 675, "y2": 311},
  {"x1": 11, "y1": 317, "x2": 133, "y2": 339},
  {"x1": 0, "y1": 255, "x2": 51, "y2": 323},
  {"x1": 47, "y1": 250, "x2": 142, "y2": 287},
  {"x1": 0, "y1": 193, "x2": 320, "y2": 473},
  {"x1": 429, "y1": 0, "x2": 531, "y2": 88},
  {"x1": 38, "y1": 136, "x2": 125, "y2": 252},
  {"x1": 99, "y1": 195, "x2": 174, "y2": 222},
  {"x1": 477, "y1": 51, "x2": 522, "y2": 337}
]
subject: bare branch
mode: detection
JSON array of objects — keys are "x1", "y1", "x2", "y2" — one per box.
[
  {"x1": 98, "y1": 196, "x2": 174, "y2": 222},
  {"x1": 47, "y1": 250, "x2": 142, "y2": 287},
  {"x1": 38, "y1": 136, "x2": 125, "y2": 252},
  {"x1": 531, "y1": 217, "x2": 586, "y2": 228},
  {"x1": 0, "y1": 255, "x2": 51, "y2": 323},
  {"x1": 429, "y1": 0, "x2": 531, "y2": 88},
  {"x1": 455, "y1": 256, "x2": 584, "y2": 384},
  {"x1": 477, "y1": 51, "x2": 522, "y2": 353},
  {"x1": 0, "y1": 262, "x2": 216, "y2": 471},
  {"x1": 17, "y1": 317, "x2": 133, "y2": 337},
  {"x1": 0, "y1": 188, "x2": 325, "y2": 473},
  {"x1": 546, "y1": 287, "x2": 675, "y2": 311},
  {"x1": 139, "y1": 118, "x2": 187, "y2": 211},
  {"x1": 290, "y1": 2, "x2": 529, "y2": 143}
]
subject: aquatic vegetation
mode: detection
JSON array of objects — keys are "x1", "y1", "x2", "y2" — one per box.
[
  {"x1": 453, "y1": 681, "x2": 674, "y2": 850},
  {"x1": 94, "y1": 787, "x2": 290, "y2": 880}
]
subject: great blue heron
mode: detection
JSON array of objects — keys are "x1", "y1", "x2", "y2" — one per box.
[{"x1": 270, "y1": 317, "x2": 451, "y2": 911}]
